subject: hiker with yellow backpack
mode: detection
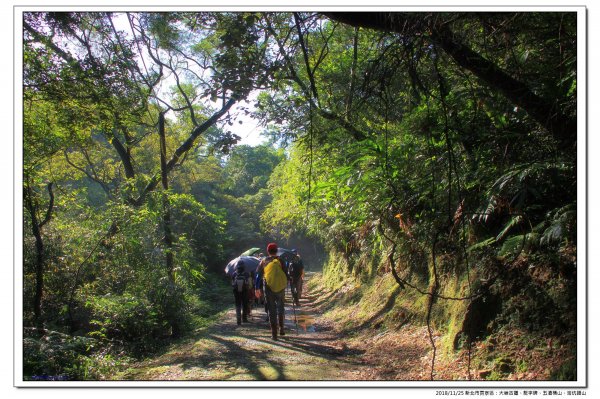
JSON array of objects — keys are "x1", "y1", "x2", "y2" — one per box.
[{"x1": 256, "y1": 242, "x2": 288, "y2": 340}]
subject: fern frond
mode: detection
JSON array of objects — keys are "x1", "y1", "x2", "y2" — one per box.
[
  {"x1": 467, "y1": 237, "x2": 496, "y2": 253},
  {"x1": 496, "y1": 215, "x2": 523, "y2": 242}
]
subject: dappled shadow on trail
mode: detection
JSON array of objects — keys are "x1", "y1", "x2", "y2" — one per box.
[
  {"x1": 277, "y1": 335, "x2": 365, "y2": 358},
  {"x1": 302, "y1": 288, "x2": 338, "y2": 311},
  {"x1": 355, "y1": 286, "x2": 402, "y2": 331},
  {"x1": 121, "y1": 278, "x2": 367, "y2": 381},
  {"x1": 116, "y1": 273, "x2": 441, "y2": 382}
]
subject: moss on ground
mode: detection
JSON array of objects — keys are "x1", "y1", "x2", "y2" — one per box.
[
  {"x1": 110, "y1": 259, "x2": 576, "y2": 382},
  {"x1": 313, "y1": 250, "x2": 576, "y2": 381}
]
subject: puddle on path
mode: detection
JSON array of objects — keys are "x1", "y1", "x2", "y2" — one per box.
[
  {"x1": 282, "y1": 288, "x2": 318, "y2": 333},
  {"x1": 293, "y1": 314, "x2": 315, "y2": 332}
]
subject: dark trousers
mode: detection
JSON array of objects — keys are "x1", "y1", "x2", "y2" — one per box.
[
  {"x1": 290, "y1": 277, "x2": 303, "y2": 304},
  {"x1": 265, "y1": 286, "x2": 285, "y2": 327},
  {"x1": 233, "y1": 288, "x2": 249, "y2": 322}
]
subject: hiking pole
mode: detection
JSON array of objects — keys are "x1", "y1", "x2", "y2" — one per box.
[
  {"x1": 292, "y1": 300, "x2": 298, "y2": 334},
  {"x1": 290, "y1": 280, "x2": 298, "y2": 334}
]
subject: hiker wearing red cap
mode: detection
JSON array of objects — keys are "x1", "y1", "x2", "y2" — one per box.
[
  {"x1": 256, "y1": 242, "x2": 287, "y2": 340},
  {"x1": 267, "y1": 242, "x2": 277, "y2": 254}
]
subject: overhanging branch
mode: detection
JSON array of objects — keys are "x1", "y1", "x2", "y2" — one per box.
[{"x1": 323, "y1": 12, "x2": 576, "y2": 149}]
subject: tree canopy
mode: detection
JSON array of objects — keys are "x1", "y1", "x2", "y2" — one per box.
[{"x1": 22, "y1": 11, "x2": 577, "y2": 382}]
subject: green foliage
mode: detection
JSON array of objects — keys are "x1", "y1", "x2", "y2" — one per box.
[
  {"x1": 540, "y1": 204, "x2": 577, "y2": 247},
  {"x1": 22, "y1": 11, "x2": 577, "y2": 380},
  {"x1": 496, "y1": 233, "x2": 538, "y2": 259},
  {"x1": 550, "y1": 358, "x2": 577, "y2": 381},
  {"x1": 468, "y1": 161, "x2": 575, "y2": 260},
  {"x1": 84, "y1": 294, "x2": 165, "y2": 342},
  {"x1": 169, "y1": 192, "x2": 227, "y2": 272},
  {"x1": 258, "y1": 14, "x2": 577, "y2": 379},
  {"x1": 23, "y1": 329, "x2": 130, "y2": 380},
  {"x1": 178, "y1": 144, "x2": 285, "y2": 258},
  {"x1": 222, "y1": 144, "x2": 285, "y2": 197}
]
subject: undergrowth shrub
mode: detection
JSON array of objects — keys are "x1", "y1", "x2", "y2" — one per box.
[
  {"x1": 23, "y1": 328, "x2": 129, "y2": 380},
  {"x1": 550, "y1": 358, "x2": 577, "y2": 380},
  {"x1": 84, "y1": 294, "x2": 166, "y2": 342}
]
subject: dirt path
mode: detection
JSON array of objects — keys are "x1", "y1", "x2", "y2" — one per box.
[
  {"x1": 116, "y1": 274, "x2": 427, "y2": 381},
  {"x1": 115, "y1": 274, "x2": 374, "y2": 381}
]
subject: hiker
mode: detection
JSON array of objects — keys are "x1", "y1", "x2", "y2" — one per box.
[
  {"x1": 246, "y1": 271, "x2": 256, "y2": 315},
  {"x1": 257, "y1": 242, "x2": 288, "y2": 340},
  {"x1": 288, "y1": 249, "x2": 305, "y2": 306},
  {"x1": 231, "y1": 260, "x2": 250, "y2": 325},
  {"x1": 254, "y1": 268, "x2": 266, "y2": 307}
]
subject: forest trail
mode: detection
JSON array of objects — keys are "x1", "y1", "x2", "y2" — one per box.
[{"x1": 114, "y1": 272, "x2": 432, "y2": 381}]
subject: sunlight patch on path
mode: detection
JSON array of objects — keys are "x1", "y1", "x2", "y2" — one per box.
[{"x1": 115, "y1": 276, "x2": 368, "y2": 381}]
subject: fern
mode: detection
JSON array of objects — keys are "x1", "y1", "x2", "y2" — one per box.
[
  {"x1": 467, "y1": 237, "x2": 496, "y2": 253},
  {"x1": 474, "y1": 161, "x2": 575, "y2": 257},
  {"x1": 495, "y1": 215, "x2": 523, "y2": 242},
  {"x1": 540, "y1": 204, "x2": 576, "y2": 246},
  {"x1": 497, "y1": 232, "x2": 540, "y2": 259},
  {"x1": 476, "y1": 195, "x2": 501, "y2": 223},
  {"x1": 484, "y1": 162, "x2": 574, "y2": 214}
]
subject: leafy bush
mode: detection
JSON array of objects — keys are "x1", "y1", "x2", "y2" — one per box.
[
  {"x1": 23, "y1": 328, "x2": 129, "y2": 380},
  {"x1": 84, "y1": 294, "x2": 167, "y2": 342}
]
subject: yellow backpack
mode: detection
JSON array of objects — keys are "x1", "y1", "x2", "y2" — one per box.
[{"x1": 263, "y1": 257, "x2": 288, "y2": 293}]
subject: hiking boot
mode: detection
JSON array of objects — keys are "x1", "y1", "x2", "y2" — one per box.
[
  {"x1": 278, "y1": 314, "x2": 285, "y2": 336},
  {"x1": 270, "y1": 323, "x2": 278, "y2": 340}
]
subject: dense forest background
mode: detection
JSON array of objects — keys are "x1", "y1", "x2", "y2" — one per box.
[{"x1": 20, "y1": 11, "x2": 578, "y2": 381}]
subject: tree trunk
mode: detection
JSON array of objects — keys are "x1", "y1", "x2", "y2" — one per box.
[
  {"x1": 30, "y1": 207, "x2": 44, "y2": 325},
  {"x1": 24, "y1": 183, "x2": 54, "y2": 327},
  {"x1": 429, "y1": 23, "x2": 576, "y2": 150},
  {"x1": 111, "y1": 129, "x2": 136, "y2": 179},
  {"x1": 322, "y1": 12, "x2": 577, "y2": 150},
  {"x1": 132, "y1": 95, "x2": 239, "y2": 205},
  {"x1": 346, "y1": 26, "x2": 360, "y2": 117},
  {"x1": 158, "y1": 113, "x2": 174, "y2": 281},
  {"x1": 158, "y1": 113, "x2": 180, "y2": 337}
]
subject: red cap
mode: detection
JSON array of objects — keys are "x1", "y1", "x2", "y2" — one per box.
[{"x1": 267, "y1": 243, "x2": 278, "y2": 254}]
